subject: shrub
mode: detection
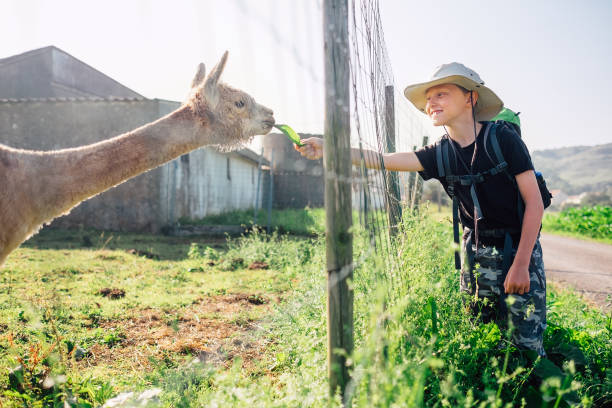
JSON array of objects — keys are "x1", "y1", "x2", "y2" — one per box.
[{"x1": 543, "y1": 205, "x2": 612, "y2": 240}]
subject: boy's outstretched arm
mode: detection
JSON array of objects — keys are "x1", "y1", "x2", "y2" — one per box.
[
  {"x1": 504, "y1": 170, "x2": 545, "y2": 295},
  {"x1": 295, "y1": 137, "x2": 424, "y2": 172}
]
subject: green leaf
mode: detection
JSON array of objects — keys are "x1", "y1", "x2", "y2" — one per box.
[
  {"x1": 534, "y1": 358, "x2": 564, "y2": 380},
  {"x1": 554, "y1": 343, "x2": 588, "y2": 367},
  {"x1": 524, "y1": 385, "x2": 543, "y2": 407},
  {"x1": 274, "y1": 124, "x2": 303, "y2": 146}
]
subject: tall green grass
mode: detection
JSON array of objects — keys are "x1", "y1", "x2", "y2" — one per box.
[
  {"x1": 543, "y1": 205, "x2": 612, "y2": 242},
  {"x1": 152, "y1": 210, "x2": 611, "y2": 407}
]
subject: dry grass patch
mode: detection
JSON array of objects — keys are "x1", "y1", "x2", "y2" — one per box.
[{"x1": 76, "y1": 293, "x2": 274, "y2": 374}]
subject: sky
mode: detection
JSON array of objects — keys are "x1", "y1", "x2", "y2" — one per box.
[{"x1": 1, "y1": 0, "x2": 611, "y2": 152}]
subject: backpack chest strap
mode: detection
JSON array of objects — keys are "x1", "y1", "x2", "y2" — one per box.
[
  {"x1": 444, "y1": 162, "x2": 507, "y2": 186},
  {"x1": 445, "y1": 173, "x2": 484, "y2": 185}
]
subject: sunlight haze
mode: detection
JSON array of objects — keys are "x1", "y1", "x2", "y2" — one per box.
[{"x1": 1, "y1": 0, "x2": 610, "y2": 151}]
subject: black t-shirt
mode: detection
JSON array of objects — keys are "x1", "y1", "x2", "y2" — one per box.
[{"x1": 415, "y1": 122, "x2": 534, "y2": 245}]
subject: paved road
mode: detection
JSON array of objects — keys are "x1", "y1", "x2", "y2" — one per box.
[{"x1": 540, "y1": 233, "x2": 612, "y2": 311}]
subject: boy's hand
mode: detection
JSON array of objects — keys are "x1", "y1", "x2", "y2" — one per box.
[
  {"x1": 504, "y1": 262, "x2": 530, "y2": 294},
  {"x1": 294, "y1": 137, "x2": 323, "y2": 160}
]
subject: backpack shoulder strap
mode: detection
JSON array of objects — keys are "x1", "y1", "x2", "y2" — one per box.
[
  {"x1": 435, "y1": 135, "x2": 455, "y2": 182},
  {"x1": 488, "y1": 122, "x2": 525, "y2": 224},
  {"x1": 488, "y1": 122, "x2": 506, "y2": 165},
  {"x1": 484, "y1": 122, "x2": 512, "y2": 178},
  {"x1": 441, "y1": 137, "x2": 453, "y2": 178},
  {"x1": 436, "y1": 136, "x2": 461, "y2": 270},
  {"x1": 435, "y1": 138, "x2": 445, "y2": 178}
]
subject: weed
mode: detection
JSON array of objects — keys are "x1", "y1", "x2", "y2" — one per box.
[
  {"x1": 1, "y1": 296, "x2": 114, "y2": 406},
  {"x1": 188, "y1": 243, "x2": 220, "y2": 261},
  {"x1": 102, "y1": 329, "x2": 125, "y2": 348}
]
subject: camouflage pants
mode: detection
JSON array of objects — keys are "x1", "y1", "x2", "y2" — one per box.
[{"x1": 460, "y1": 235, "x2": 547, "y2": 357}]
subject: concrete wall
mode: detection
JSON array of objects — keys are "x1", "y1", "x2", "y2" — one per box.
[
  {"x1": 0, "y1": 98, "x2": 160, "y2": 150},
  {"x1": 262, "y1": 132, "x2": 324, "y2": 208}
]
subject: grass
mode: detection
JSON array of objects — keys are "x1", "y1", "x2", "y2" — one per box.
[
  {"x1": 179, "y1": 207, "x2": 326, "y2": 236},
  {"x1": 149, "y1": 208, "x2": 611, "y2": 407},
  {"x1": 0, "y1": 228, "x2": 304, "y2": 406},
  {"x1": 1, "y1": 209, "x2": 610, "y2": 406}
]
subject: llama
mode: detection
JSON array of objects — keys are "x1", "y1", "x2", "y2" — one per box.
[{"x1": 0, "y1": 52, "x2": 275, "y2": 266}]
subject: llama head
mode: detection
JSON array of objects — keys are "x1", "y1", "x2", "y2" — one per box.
[{"x1": 187, "y1": 51, "x2": 275, "y2": 149}]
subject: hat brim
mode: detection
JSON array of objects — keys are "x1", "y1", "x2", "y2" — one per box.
[{"x1": 403, "y1": 75, "x2": 503, "y2": 121}]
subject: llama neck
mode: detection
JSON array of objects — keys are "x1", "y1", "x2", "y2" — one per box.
[{"x1": 29, "y1": 104, "x2": 210, "y2": 223}]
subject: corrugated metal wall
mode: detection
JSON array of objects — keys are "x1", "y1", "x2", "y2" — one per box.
[{"x1": 161, "y1": 148, "x2": 262, "y2": 225}]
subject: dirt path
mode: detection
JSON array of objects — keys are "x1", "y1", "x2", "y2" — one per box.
[{"x1": 540, "y1": 233, "x2": 612, "y2": 312}]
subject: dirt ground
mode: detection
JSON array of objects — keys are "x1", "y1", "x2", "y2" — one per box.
[
  {"x1": 541, "y1": 233, "x2": 612, "y2": 312},
  {"x1": 76, "y1": 293, "x2": 280, "y2": 374}
]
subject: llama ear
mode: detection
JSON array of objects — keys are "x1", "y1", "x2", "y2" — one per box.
[
  {"x1": 204, "y1": 51, "x2": 228, "y2": 107},
  {"x1": 204, "y1": 51, "x2": 228, "y2": 89},
  {"x1": 191, "y1": 63, "x2": 206, "y2": 89}
]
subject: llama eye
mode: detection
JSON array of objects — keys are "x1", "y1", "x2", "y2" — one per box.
[{"x1": 235, "y1": 100, "x2": 245, "y2": 108}]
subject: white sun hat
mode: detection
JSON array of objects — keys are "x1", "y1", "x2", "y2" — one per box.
[{"x1": 403, "y1": 62, "x2": 504, "y2": 121}]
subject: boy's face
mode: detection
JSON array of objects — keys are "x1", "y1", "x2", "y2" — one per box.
[{"x1": 425, "y1": 83, "x2": 474, "y2": 126}]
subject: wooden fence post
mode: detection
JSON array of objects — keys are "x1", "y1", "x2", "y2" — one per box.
[
  {"x1": 384, "y1": 85, "x2": 401, "y2": 234},
  {"x1": 410, "y1": 136, "x2": 429, "y2": 209},
  {"x1": 253, "y1": 147, "x2": 264, "y2": 224},
  {"x1": 324, "y1": 0, "x2": 353, "y2": 403},
  {"x1": 267, "y1": 150, "x2": 275, "y2": 233},
  {"x1": 407, "y1": 145, "x2": 417, "y2": 208}
]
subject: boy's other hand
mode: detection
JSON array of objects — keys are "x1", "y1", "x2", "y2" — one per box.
[
  {"x1": 294, "y1": 137, "x2": 323, "y2": 160},
  {"x1": 504, "y1": 263, "x2": 530, "y2": 295}
]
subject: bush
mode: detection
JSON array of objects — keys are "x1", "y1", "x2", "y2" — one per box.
[{"x1": 543, "y1": 205, "x2": 612, "y2": 240}]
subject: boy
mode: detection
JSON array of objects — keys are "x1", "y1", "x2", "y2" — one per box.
[{"x1": 296, "y1": 62, "x2": 546, "y2": 356}]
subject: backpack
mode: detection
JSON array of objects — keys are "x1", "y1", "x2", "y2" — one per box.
[{"x1": 436, "y1": 108, "x2": 553, "y2": 272}]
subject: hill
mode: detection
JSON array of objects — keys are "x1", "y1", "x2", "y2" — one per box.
[{"x1": 531, "y1": 142, "x2": 612, "y2": 195}]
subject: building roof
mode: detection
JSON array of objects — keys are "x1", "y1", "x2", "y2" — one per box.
[
  {"x1": 232, "y1": 148, "x2": 269, "y2": 166},
  {"x1": 0, "y1": 46, "x2": 143, "y2": 99},
  {"x1": 0, "y1": 96, "x2": 147, "y2": 104}
]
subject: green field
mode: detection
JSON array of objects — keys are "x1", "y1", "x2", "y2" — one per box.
[{"x1": 0, "y1": 210, "x2": 610, "y2": 406}]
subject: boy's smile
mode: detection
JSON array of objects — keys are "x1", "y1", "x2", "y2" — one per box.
[{"x1": 425, "y1": 83, "x2": 471, "y2": 126}]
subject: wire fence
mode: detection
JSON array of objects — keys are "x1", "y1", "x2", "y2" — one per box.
[
  {"x1": 345, "y1": 0, "x2": 431, "y2": 293},
  {"x1": 228, "y1": 0, "x2": 434, "y2": 292}
]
